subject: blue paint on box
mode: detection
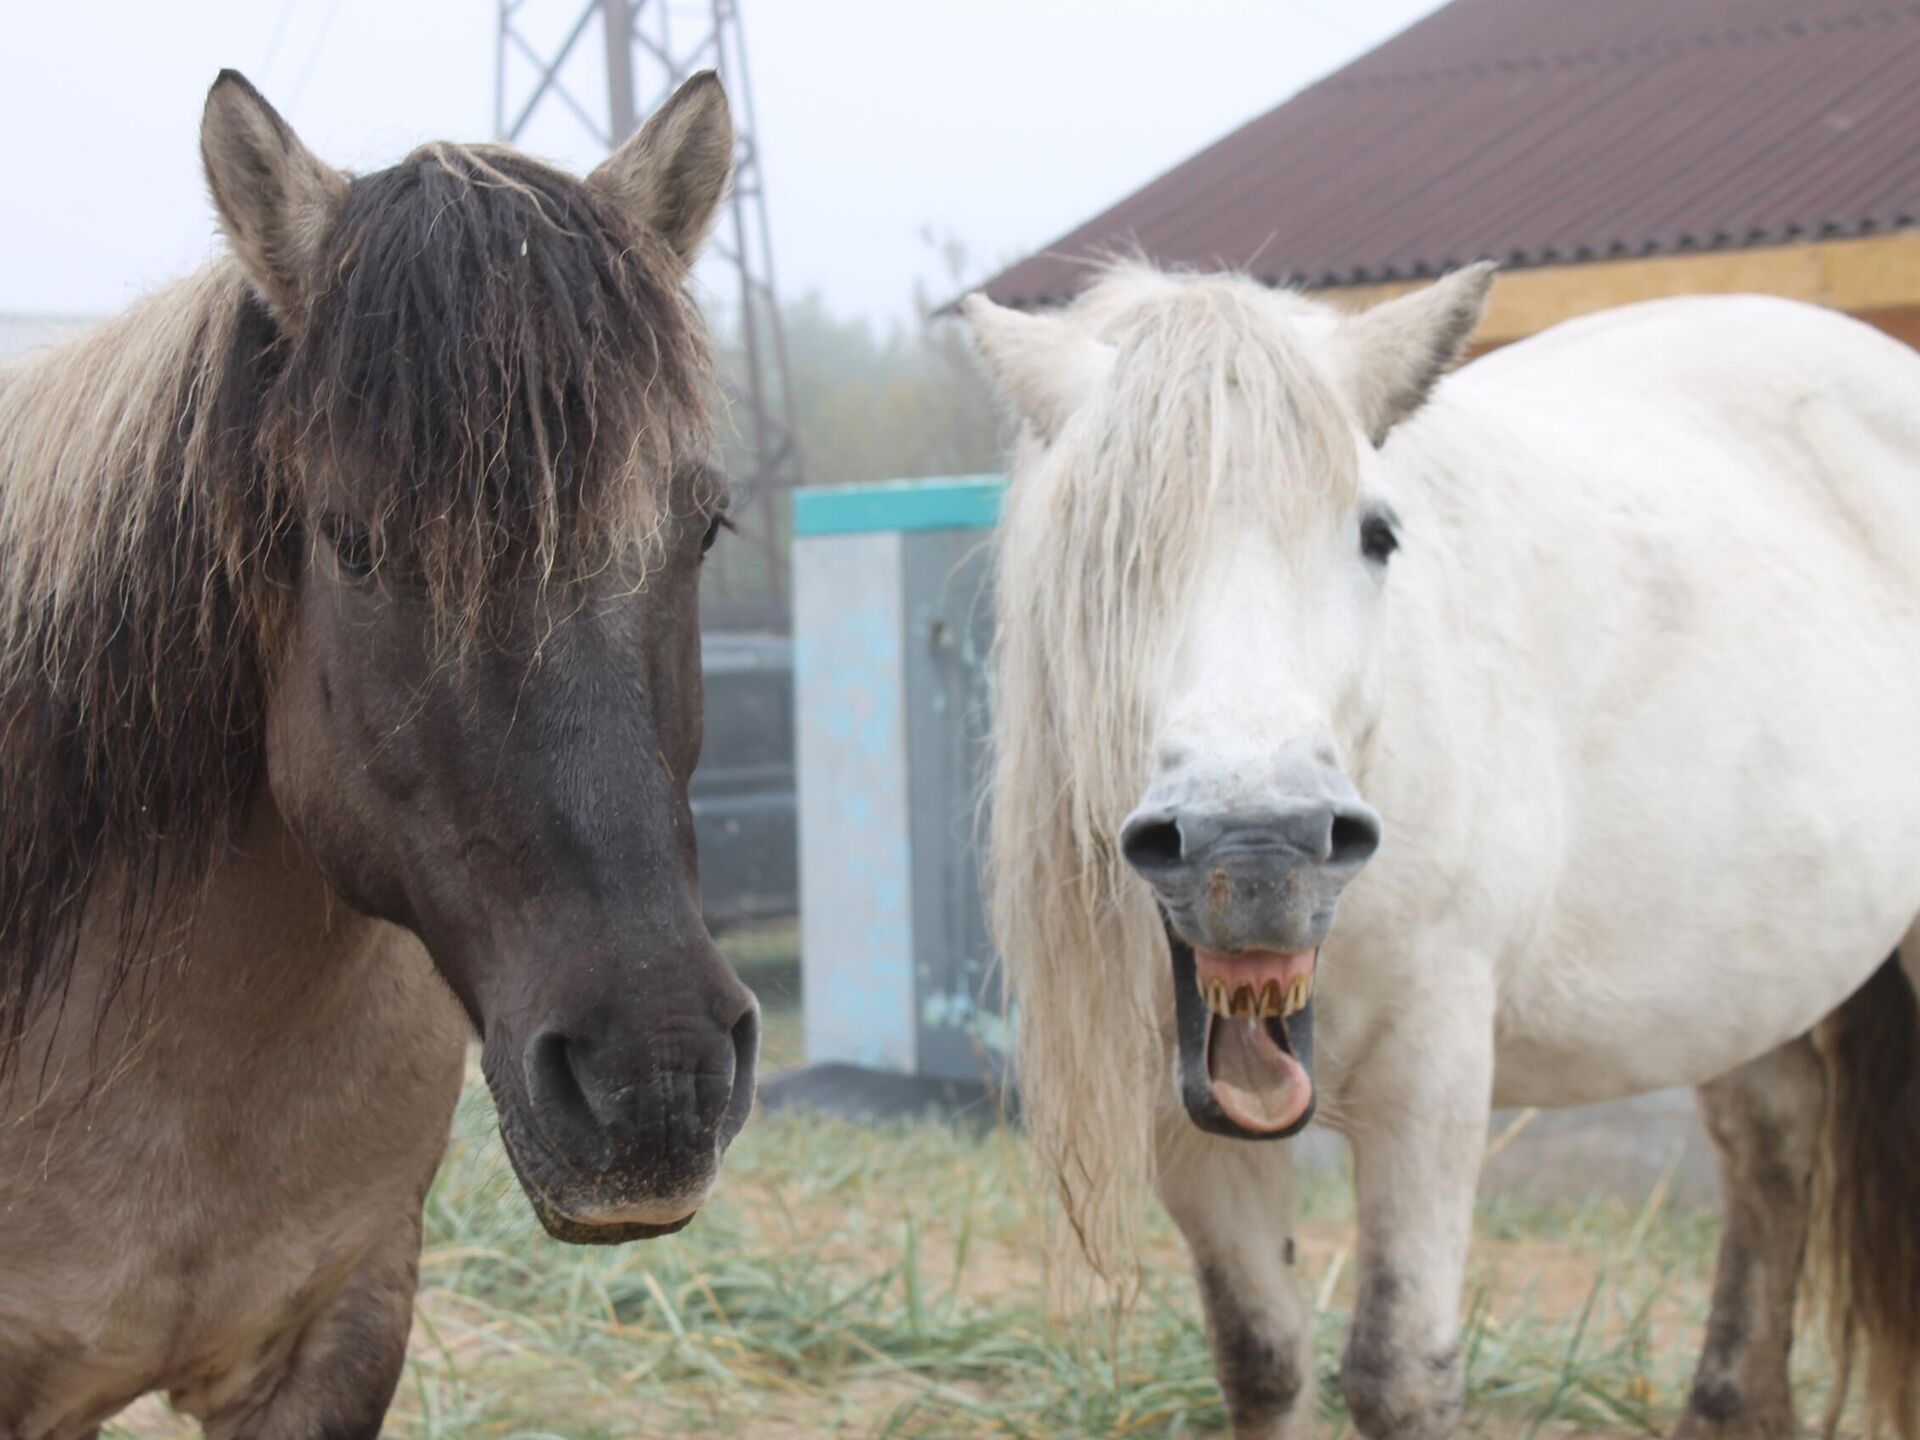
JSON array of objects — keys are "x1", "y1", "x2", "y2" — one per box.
[{"x1": 793, "y1": 476, "x2": 1006, "y2": 537}]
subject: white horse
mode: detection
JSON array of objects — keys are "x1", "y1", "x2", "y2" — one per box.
[{"x1": 965, "y1": 263, "x2": 1920, "y2": 1440}]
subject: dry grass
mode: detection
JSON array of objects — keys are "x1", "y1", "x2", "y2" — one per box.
[{"x1": 108, "y1": 930, "x2": 1863, "y2": 1438}]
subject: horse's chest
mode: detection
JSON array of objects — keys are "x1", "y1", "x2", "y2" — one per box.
[
  {"x1": 12, "y1": 1257, "x2": 335, "y2": 1438},
  {"x1": 0, "y1": 967, "x2": 465, "y2": 1437},
  {"x1": 3, "y1": 1188, "x2": 403, "y2": 1439}
]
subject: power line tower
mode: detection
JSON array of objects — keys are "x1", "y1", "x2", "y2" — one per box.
[{"x1": 496, "y1": 0, "x2": 802, "y2": 627}]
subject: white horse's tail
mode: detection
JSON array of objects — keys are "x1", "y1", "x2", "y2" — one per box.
[{"x1": 1814, "y1": 952, "x2": 1920, "y2": 1440}]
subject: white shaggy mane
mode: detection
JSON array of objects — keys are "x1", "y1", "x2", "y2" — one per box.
[{"x1": 985, "y1": 264, "x2": 1357, "y2": 1275}]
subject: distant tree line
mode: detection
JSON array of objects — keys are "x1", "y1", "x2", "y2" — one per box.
[{"x1": 701, "y1": 247, "x2": 1009, "y2": 630}]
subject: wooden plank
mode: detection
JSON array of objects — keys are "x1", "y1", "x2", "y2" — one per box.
[{"x1": 1320, "y1": 233, "x2": 1920, "y2": 346}]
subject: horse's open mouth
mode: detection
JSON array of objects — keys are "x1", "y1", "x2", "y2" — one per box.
[{"x1": 1169, "y1": 933, "x2": 1317, "y2": 1140}]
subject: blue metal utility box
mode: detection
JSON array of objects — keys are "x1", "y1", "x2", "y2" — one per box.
[{"x1": 792, "y1": 476, "x2": 1008, "y2": 1084}]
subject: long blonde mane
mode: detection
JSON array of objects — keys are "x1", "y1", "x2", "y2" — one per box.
[
  {"x1": 985, "y1": 265, "x2": 1357, "y2": 1276},
  {"x1": 0, "y1": 264, "x2": 279, "y2": 1061}
]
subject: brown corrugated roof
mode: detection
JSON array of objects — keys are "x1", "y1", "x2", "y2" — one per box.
[{"x1": 976, "y1": 0, "x2": 1920, "y2": 307}]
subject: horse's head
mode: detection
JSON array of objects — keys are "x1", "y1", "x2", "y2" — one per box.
[
  {"x1": 968, "y1": 264, "x2": 1492, "y2": 1154},
  {"x1": 199, "y1": 72, "x2": 753, "y2": 1240}
]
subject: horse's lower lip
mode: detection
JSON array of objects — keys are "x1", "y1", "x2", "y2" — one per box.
[
  {"x1": 564, "y1": 1201, "x2": 703, "y2": 1227},
  {"x1": 495, "y1": 1111, "x2": 713, "y2": 1244},
  {"x1": 530, "y1": 1185, "x2": 712, "y2": 1239},
  {"x1": 533, "y1": 1204, "x2": 700, "y2": 1244}
]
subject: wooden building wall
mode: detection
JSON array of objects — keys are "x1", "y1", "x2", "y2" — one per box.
[{"x1": 1324, "y1": 232, "x2": 1920, "y2": 356}]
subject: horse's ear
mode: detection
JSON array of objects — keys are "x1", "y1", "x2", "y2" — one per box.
[
  {"x1": 589, "y1": 70, "x2": 733, "y2": 265},
  {"x1": 961, "y1": 293, "x2": 1113, "y2": 441},
  {"x1": 201, "y1": 70, "x2": 347, "y2": 324},
  {"x1": 1340, "y1": 261, "x2": 1497, "y2": 446}
]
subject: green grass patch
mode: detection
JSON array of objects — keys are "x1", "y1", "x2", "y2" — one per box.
[{"x1": 105, "y1": 931, "x2": 1865, "y2": 1438}]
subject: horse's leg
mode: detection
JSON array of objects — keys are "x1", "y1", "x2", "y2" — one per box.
[
  {"x1": 195, "y1": 1213, "x2": 422, "y2": 1440},
  {"x1": 1339, "y1": 1003, "x2": 1493, "y2": 1440},
  {"x1": 1156, "y1": 1116, "x2": 1314, "y2": 1439},
  {"x1": 1675, "y1": 1034, "x2": 1825, "y2": 1440}
]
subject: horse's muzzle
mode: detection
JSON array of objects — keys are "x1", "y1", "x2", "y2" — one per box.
[
  {"x1": 488, "y1": 985, "x2": 760, "y2": 1244},
  {"x1": 1120, "y1": 796, "x2": 1380, "y2": 953}
]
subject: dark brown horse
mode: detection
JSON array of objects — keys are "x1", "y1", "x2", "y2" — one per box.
[{"x1": 0, "y1": 70, "x2": 755, "y2": 1436}]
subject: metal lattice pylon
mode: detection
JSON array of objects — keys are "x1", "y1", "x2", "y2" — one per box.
[{"x1": 497, "y1": 0, "x2": 802, "y2": 624}]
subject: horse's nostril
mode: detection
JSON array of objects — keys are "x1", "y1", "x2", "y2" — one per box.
[
  {"x1": 1120, "y1": 814, "x2": 1184, "y2": 872},
  {"x1": 730, "y1": 1005, "x2": 759, "y2": 1091},
  {"x1": 721, "y1": 1003, "x2": 760, "y2": 1143},
  {"x1": 525, "y1": 1030, "x2": 604, "y2": 1150},
  {"x1": 1329, "y1": 808, "x2": 1382, "y2": 866}
]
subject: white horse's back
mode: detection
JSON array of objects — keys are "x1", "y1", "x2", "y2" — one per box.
[
  {"x1": 1464, "y1": 295, "x2": 1920, "y2": 547},
  {"x1": 1373, "y1": 296, "x2": 1920, "y2": 1104}
]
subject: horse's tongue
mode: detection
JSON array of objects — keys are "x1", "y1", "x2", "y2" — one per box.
[{"x1": 1207, "y1": 1014, "x2": 1312, "y2": 1134}]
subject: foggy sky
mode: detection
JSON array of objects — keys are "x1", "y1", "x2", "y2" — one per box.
[{"x1": 0, "y1": 0, "x2": 1442, "y2": 324}]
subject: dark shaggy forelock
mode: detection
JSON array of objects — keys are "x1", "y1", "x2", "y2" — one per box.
[{"x1": 269, "y1": 143, "x2": 711, "y2": 632}]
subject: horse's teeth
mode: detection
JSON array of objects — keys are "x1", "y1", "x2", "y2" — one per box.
[
  {"x1": 1282, "y1": 978, "x2": 1307, "y2": 1017},
  {"x1": 1202, "y1": 975, "x2": 1310, "y2": 1019}
]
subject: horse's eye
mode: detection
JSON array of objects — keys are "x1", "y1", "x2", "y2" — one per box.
[
  {"x1": 323, "y1": 517, "x2": 375, "y2": 578},
  {"x1": 1360, "y1": 511, "x2": 1399, "y2": 565},
  {"x1": 701, "y1": 511, "x2": 733, "y2": 559}
]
